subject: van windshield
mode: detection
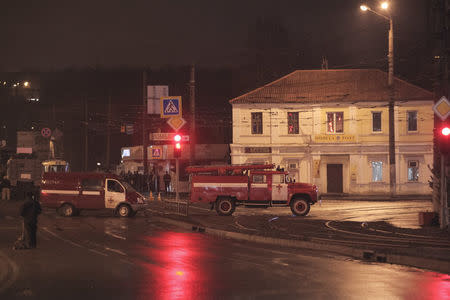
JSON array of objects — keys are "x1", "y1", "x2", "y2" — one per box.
[{"x1": 122, "y1": 182, "x2": 137, "y2": 193}]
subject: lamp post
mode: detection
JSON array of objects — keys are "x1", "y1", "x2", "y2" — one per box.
[{"x1": 361, "y1": 2, "x2": 396, "y2": 196}]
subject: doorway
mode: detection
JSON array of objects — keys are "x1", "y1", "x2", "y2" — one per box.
[{"x1": 327, "y1": 164, "x2": 343, "y2": 193}]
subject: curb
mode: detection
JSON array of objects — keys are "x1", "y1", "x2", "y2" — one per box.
[
  {"x1": 0, "y1": 250, "x2": 19, "y2": 294},
  {"x1": 152, "y1": 216, "x2": 450, "y2": 274}
]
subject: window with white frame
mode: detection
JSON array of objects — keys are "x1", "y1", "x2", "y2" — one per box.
[
  {"x1": 407, "y1": 111, "x2": 418, "y2": 132},
  {"x1": 288, "y1": 112, "x2": 299, "y2": 134},
  {"x1": 408, "y1": 160, "x2": 419, "y2": 181},
  {"x1": 327, "y1": 112, "x2": 344, "y2": 133},
  {"x1": 251, "y1": 112, "x2": 263, "y2": 134},
  {"x1": 372, "y1": 112, "x2": 381, "y2": 132},
  {"x1": 371, "y1": 161, "x2": 383, "y2": 182}
]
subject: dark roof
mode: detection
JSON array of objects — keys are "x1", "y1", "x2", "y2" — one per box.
[{"x1": 229, "y1": 69, "x2": 434, "y2": 104}]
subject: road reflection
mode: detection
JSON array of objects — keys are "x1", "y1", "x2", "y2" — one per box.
[
  {"x1": 137, "y1": 232, "x2": 216, "y2": 300},
  {"x1": 419, "y1": 272, "x2": 450, "y2": 300}
]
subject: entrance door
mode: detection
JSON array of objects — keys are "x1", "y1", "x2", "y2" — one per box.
[
  {"x1": 327, "y1": 164, "x2": 343, "y2": 193},
  {"x1": 105, "y1": 179, "x2": 126, "y2": 209}
]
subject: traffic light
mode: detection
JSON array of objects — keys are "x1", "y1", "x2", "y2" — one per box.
[
  {"x1": 438, "y1": 121, "x2": 450, "y2": 155},
  {"x1": 173, "y1": 134, "x2": 182, "y2": 158}
]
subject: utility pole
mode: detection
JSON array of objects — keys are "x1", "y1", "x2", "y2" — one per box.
[
  {"x1": 360, "y1": 4, "x2": 396, "y2": 197},
  {"x1": 189, "y1": 64, "x2": 196, "y2": 165},
  {"x1": 142, "y1": 70, "x2": 148, "y2": 176},
  {"x1": 439, "y1": 0, "x2": 449, "y2": 229},
  {"x1": 388, "y1": 16, "x2": 396, "y2": 198},
  {"x1": 106, "y1": 91, "x2": 111, "y2": 170},
  {"x1": 84, "y1": 98, "x2": 88, "y2": 171}
]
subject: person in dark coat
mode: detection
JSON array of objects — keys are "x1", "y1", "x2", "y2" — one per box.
[
  {"x1": 1, "y1": 176, "x2": 11, "y2": 201},
  {"x1": 14, "y1": 192, "x2": 41, "y2": 250},
  {"x1": 163, "y1": 171, "x2": 171, "y2": 194}
]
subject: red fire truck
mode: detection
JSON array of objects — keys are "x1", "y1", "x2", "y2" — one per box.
[{"x1": 186, "y1": 164, "x2": 319, "y2": 216}]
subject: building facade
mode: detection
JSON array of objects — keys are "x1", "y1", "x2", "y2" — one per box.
[{"x1": 230, "y1": 69, "x2": 434, "y2": 196}]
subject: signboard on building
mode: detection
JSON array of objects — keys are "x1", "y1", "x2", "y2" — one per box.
[
  {"x1": 161, "y1": 96, "x2": 182, "y2": 118},
  {"x1": 314, "y1": 134, "x2": 355, "y2": 143},
  {"x1": 244, "y1": 147, "x2": 272, "y2": 153},
  {"x1": 17, "y1": 147, "x2": 32, "y2": 154},
  {"x1": 147, "y1": 85, "x2": 169, "y2": 114}
]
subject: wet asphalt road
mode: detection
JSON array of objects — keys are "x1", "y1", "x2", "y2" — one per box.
[{"x1": 1, "y1": 204, "x2": 449, "y2": 300}]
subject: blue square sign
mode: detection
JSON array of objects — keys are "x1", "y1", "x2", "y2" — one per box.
[{"x1": 160, "y1": 96, "x2": 182, "y2": 118}]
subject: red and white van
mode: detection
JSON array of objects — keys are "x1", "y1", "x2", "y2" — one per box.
[{"x1": 40, "y1": 172, "x2": 147, "y2": 217}]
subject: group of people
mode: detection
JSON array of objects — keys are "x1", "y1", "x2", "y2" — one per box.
[{"x1": 120, "y1": 170, "x2": 172, "y2": 194}]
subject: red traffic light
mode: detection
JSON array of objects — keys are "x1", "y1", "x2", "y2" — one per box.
[
  {"x1": 174, "y1": 134, "x2": 182, "y2": 158},
  {"x1": 442, "y1": 127, "x2": 450, "y2": 136}
]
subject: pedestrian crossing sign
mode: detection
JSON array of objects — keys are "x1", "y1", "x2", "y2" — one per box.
[
  {"x1": 160, "y1": 96, "x2": 182, "y2": 118},
  {"x1": 151, "y1": 146, "x2": 163, "y2": 159}
]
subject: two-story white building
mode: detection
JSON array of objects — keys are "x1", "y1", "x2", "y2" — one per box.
[{"x1": 230, "y1": 69, "x2": 434, "y2": 196}]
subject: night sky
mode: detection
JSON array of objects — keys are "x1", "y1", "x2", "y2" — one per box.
[
  {"x1": 0, "y1": 0, "x2": 434, "y2": 171},
  {"x1": 1, "y1": 0, "x2": 429, "y2": 79}
]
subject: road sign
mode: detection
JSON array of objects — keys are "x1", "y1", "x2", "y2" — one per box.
[
  {"x1": 41, "y1": 127, "x2": 51, "y2": 138},
  {"x1": 167, "y1": 116, "x2": 186, "y2": 131},
  {"x1": 161, "y1": 96, "x2": 182, "y2": 118},
  {"x1": 147, "y1": 85, "x2": 169, "y2": 114},
  {"x1": 150, "y1": 132, "x2": 174, "y2": 141},
  {"x1": 433, "y1": 96, "x2": 450, "y2": 120},
  {"x1": 151, "y1": 146, "x2": 163, "y2": 159}
]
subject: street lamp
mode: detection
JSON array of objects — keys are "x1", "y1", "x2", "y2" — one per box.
[{"x1": 360, "y1": 2, "x2": 396, "y2": 196}]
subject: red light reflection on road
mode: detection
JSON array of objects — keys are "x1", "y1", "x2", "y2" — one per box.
[
  {"x1": 420, "y1": 272, "x2": 450, "y2": 300},
  {"x1": 137, "y1": 232, "x2": 215, "y2": 300}
]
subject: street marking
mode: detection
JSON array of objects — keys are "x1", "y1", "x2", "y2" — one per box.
[
  {"x1": 105, "y1": 247, "x2": 127, "y2": 256},
  {"x1": 105, "y1": 230, "x2": 126, "y2": 240},
  {"x1": 89, "y1": 249, "x2": 108, "y2": 257},
  {"x1": 42, "y1": 227, "x2": 110, "y2": 257},
  {"x1": 234, "y1": 220, "x2": 258, "y2": 231},
  {"x1": 42, "y1": 227, "x2": 83, "y2": 248}
]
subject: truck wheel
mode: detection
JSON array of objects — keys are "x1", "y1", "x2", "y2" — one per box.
[
  {"x1": 59, "y1": 203, "x2": 75, "y2": 217},
  {"x1": 117, "y1": 204, "x2": 132, "y2": 217},
  {"x1": 216, "y1": 198, "x2": 235, "y2": 216},
  {"x1": 290, "y1": 198, "x2": 310, "y2": 216}
]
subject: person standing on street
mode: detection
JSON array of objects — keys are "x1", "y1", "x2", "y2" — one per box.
[
  {"x1": 1, "y1": 176, "x2": 11, "y2": 201},
  {"x1": 163, "y1": 171, "x2": 171, "y2": 194},
  {"x1": 14, "y1": 192, "x2": 41, "y2": 250}
]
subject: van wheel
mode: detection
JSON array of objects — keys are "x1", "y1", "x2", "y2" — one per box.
[
  {"x1": 290, "y1": 198, "x2": 310, "y2": 216},
  {"x1": 215, "y1": 197, "x2": 235, "y2": 216},
  {"x1": 59, "y1": 204, "x2": 75, "y2": 217},
  {"x1": 117, "y1": 204, "x2": 132, "y2": 217}
]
